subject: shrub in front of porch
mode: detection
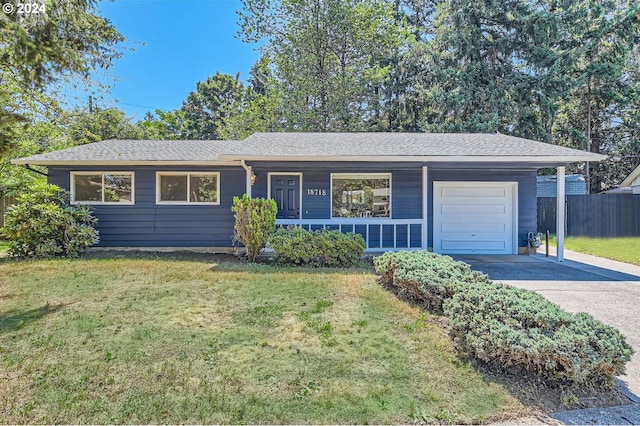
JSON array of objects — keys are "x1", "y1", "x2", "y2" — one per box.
[
  {"x1": 269, "y1": 227, "x2": 365, "y2": 267},
  {"x1": 232, "y1": 195, "x2": 277, "y2": 262},
  {"x1": 373, "y1": 251, "x2": 634, "y2": 385}
]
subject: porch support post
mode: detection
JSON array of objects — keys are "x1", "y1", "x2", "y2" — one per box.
[
  {"x1": 422, "y1": 166, "x2": 429, "y2": 250},
  {"x1": 240, "y1": 160, "x2": 252, "y2": 198},
  {"x1": 556, "y1": 166, "x2": 565, "y2": 262}
]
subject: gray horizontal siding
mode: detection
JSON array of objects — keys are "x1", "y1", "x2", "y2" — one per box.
[{"x1": 49, "y1": 166, "x2": 244, "y2": 247}]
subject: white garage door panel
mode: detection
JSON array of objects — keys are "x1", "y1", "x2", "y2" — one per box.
[
  {"x1": 441, "y1": 187, "x2": 507, "y2": 197},
  {"x1": 441, "y1": 222, "x2": 506, "y2": 233},
  {"x1": 433, "y1": 182, "x2": 517, "y2": 255},
  {"x1": 441, "y1": 203, "x2": 507, "y2": 215},
  {"x1": 441, "y1": 240, "x2": 506, "y2": 251}
]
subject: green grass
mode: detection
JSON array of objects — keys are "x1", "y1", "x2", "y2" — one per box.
[
  {"x1": 0, "y1": 256, "x2": 520, "y2": 424},
  {"x1": 550, "y1": 236, "x2": 640, "y2": 266}
]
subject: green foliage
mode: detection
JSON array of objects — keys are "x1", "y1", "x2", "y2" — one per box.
[
  {"x1": 444, "y1": 284, "x2": 634, "y2": 385},
  {"x1": 231, "y1": 195, "x2": 277, "y2": 262},
  {"x1": 1, "y1": 183, "x2": 99, "y2": 258},
  {"x1": 0, "y1": 0, "x2": 123, "y2": 153},
  {"x1": 268, "y1": 226, "x2": 316, "y2": 265},
  {"x1": 66, "y1": 107, "x2": 149, "y2": 145},
  {"x1": 269, "y1": 227, "x2": 366, "y2": 267},
  {"x1": 239, "y1": 0, "x2": 401, "y2": 131},
  {"x1": 181, "y1": 72, "x2": 249, "y2": 140},
  {"x1": 373, "y1": 251, "x2": 492, "y2": 313},
  {"x1": 374, "y1": 250, "x2": 634, "y2": 385}
]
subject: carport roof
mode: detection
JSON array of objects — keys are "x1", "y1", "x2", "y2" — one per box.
[{"x1": 12, "y1": 132, "x2": 605, "y2": 166}]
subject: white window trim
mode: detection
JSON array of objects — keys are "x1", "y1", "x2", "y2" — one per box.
[
  {"x1": 70, "y1": 171, "x2": 135, "y2": 205},
  {"x1": 156, "y1": 172, "x2": 221, "y2": 205},
  {"x1": 330, "y1": 173, "x2": 392, "y2": 219}
]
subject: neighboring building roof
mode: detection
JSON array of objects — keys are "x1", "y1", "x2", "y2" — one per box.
[
  {"x1": 536, "y1": 174, "x2": 586, "y2": 197},
  {"x1": 618, "y1": 163, "x2": 640, "y2": 195},
  {"x1": 13, "y1": 132, "x2": 606, "y2": 166},
  {"x1": 12, "y1": 139, "x2": 239, "y2": 166},
  {"x1": 621, "y1": 163, "x2": 640, "y2": 187},
  {"x1": 220, "y1": 133, "x2": 606, "y2": 164}
]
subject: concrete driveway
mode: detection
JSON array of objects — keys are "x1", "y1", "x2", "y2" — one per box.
[{"x1": 453, "y1": 248, "x2": 640, "y2": 401}]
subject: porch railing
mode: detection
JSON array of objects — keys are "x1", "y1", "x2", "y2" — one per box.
[{"x1": 275, "y1": 219, "x2": 424, "y2": 251}]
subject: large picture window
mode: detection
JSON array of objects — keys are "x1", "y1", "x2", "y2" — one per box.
[
  {"x1": 331, "y1": 173, "x2": 391, "y2": 218},
  {"x1": 71, "y1": 172, "x2": 134, "y2": 204},
  {"x1": 157, "y1": 172, "x2": 219, "y2": 204}
]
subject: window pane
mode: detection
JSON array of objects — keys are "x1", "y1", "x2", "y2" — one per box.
[
  {"x1": 160, "y1": 175, "x2": 187, "y2": 202},
  {"x1": 332, "y1": 176, "x2": 390, "y2": 218},
  {"x1": 190, "y1": 175, "x2": 218, "y2": 203},
  {"x1": 104, "y1": 174, "x2": 132, "y2": 203},
  {"x1": 74, "y1": 175, "x2": 102, "y2": 202}
]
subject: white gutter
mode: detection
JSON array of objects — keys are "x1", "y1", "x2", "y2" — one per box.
[
  {"x1": 219, "y1": 154, "x2": 607, "y2": 163},
  {"x1": 240, "y1": 160, "x2": 252, "y2": 198}
]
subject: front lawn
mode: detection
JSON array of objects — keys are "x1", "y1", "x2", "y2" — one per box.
[
  {"x1": 0, "y1": 255, "x2": 519, "y2": 424},
  {"x1": 550, "y1": 236, "x2": 640, "y2": 266}
]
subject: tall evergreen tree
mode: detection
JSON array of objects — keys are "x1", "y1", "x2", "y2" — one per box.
[{"x1": 239, "y1": 0, "x2": 400, "y2": 131}]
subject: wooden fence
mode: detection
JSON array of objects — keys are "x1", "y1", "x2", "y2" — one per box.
[
  {"x1": 0, "y1": 195, "x2": 16, "y2": 229},
  {"x1": 538, "y1": 194, "x2": 640, "y2": 237}
]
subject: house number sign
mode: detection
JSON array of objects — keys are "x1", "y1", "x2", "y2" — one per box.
[{"x1": 306, "y1": 189, "x2": 327, "y2": 196}]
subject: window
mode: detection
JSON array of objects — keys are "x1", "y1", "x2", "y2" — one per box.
[
  {"x1": 157, "y1": 172, "x2": 219, "y2": 204},
  {"x1": 331, "y1": 173, "x2": 391, "y2": 218},
  {"x1": 71, "y1": 172, "x2": 134, "y2": 204}
]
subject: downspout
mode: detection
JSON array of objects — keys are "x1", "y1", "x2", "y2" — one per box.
[
  {"x1": 240, "y1": 160, "x2": 252, "y2": 198},
  {"x1": 24, "y1": 164, "x2": 49, "y2": 177}
]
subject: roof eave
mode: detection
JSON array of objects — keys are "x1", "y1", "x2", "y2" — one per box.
[{"x1": 219, "y1": 154, "x2": 607, "y2": 163}]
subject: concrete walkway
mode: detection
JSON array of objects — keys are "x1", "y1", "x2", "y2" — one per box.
[{"x1": 455, "y1": 247, "x2": 640, "y2": 425}]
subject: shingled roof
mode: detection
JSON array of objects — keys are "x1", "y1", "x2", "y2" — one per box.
[
  {"x1": 13, "y1": 139, "x2": 239, "y2": 165},
  {"x1": 220, "y1": 133, "x2": 605, "y2": 163},
  {"x1": 13, "y1": 132, "x2": 606, "y2": 166}
]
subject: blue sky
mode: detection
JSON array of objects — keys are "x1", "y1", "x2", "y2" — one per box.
[{"x1": 68, "y1": 0, "x2": 261, "y2": 120}]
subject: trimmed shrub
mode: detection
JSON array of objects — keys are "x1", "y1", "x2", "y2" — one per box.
[
  {"x1": 373, "y1": 251, "x2": 492, "y2": 312},
  {"x1": 444, "y1": 285, "x2": 634, "y2": 384},
  {"x1": 1, "y1": 182, "x2": 99, "y2": 258},
  {"x1": 269, "y1": 226, "x2": 316, "y2": 265},
  {"x1": 314, "y1": 229, "x2": 366, "y2": 267},
  {"x1": 269, "y1": 227, "x2": 365, "y2": 267},
  {"x1": 232, "y1": 195, "x2": 277, "y2": 262},
  {"x1": 374, "y1": 250, "x2": 634, "y2": 385}
]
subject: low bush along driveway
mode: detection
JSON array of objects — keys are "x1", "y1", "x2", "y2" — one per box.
[{"x1": 0, "y1": 255, "x2": 519, "y2": 424}]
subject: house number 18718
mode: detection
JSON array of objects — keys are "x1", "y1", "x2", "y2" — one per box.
[{"x1": 307, "y1": 189, "x2": 327, "y2": 196}]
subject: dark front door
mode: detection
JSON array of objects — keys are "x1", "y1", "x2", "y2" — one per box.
[{"x1": 271, "y1": 175, "x2": 300, "y2": 219}]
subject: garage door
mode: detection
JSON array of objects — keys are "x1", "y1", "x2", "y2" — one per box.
[{"x1": 433, "y1": 182, "x2": 517, "y2": 254}]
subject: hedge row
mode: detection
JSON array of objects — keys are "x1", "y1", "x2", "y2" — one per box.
[
  {"x1": 374, "y1": 251, "x2": 633, "y2": 385},
  {"x1": 269, "y1": 226, "x2": 366, "y2": 267}
]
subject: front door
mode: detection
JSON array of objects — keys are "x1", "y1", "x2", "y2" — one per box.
[{"x1": 271, "y1": 174, "x2": 300, "y2": 219}]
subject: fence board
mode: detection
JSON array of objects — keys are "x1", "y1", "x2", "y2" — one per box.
[{"x1": 538, "y1": 194, "x2": 640, "y2": 237}]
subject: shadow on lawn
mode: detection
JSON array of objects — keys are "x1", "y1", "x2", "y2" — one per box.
[{"x1": 0, "y1": 303, "x2": 67, "y2": 334}]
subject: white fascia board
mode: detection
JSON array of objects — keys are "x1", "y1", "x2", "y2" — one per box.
[
  {"x1": 220, "y1": 154, "x2": 607, "y2": 163},
  {"x1": 11, "y1": 159, "x2": 243, "y2": 167}
]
